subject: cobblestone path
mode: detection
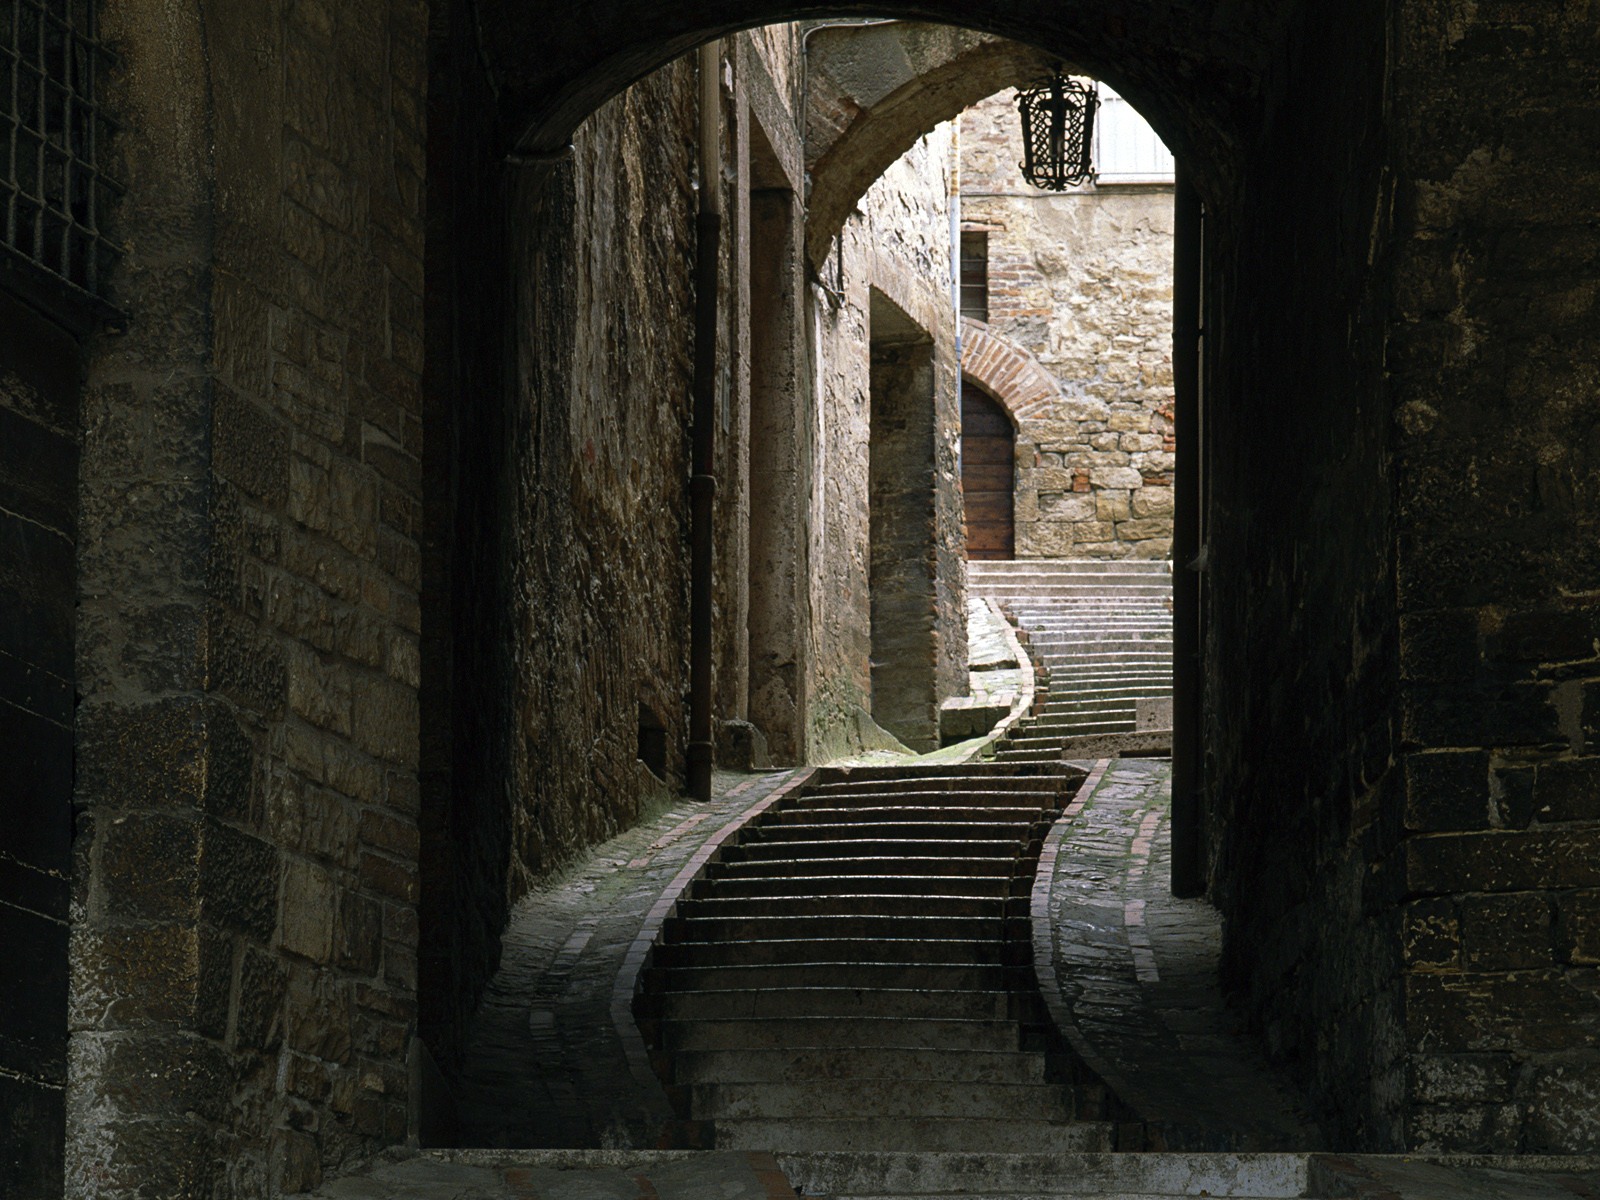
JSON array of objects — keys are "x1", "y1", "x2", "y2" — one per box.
[
  {"x1": 1040, "y1": 758, "x2": 1323, "y2": 1149},
  {"x1": 448, "y1": 770, "x2": 803, "y2": 1148}
]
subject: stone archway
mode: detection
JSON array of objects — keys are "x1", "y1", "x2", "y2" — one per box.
[
  {"x1": 477, "y1": 2, "x2": 1268, "y2": 202},
  {"x1": 799, "y1": 24, "x2": 1057, "y2": 267},
  {"x1": 56, "y1": 0, "x2": 1600, "y2": 1187},
  {"x1": 961, "y1": 317, "x2": 1064, "y2": 422}
]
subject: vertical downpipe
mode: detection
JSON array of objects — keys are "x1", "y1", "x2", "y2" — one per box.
[
  {"x1": 688, "y1": 41, "x2": 722, "y2": 801},
  {"x1": 1170, "y1": 163, "x2": 1203, "y2": 896}
]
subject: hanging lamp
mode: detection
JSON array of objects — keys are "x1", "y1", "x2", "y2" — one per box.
[{"x1": 1015, "y1": 74, "x2": 1099, "y2": 190}]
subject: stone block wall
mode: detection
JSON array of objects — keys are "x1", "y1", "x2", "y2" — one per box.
[
  {"x1": 418, "y1": 22, "x2": 818, "y2": 1095},
  {"x1": 67, "y1": 1, "x2": 429, "y2": 1194},
  {"x1": 1386, "y1": 0, "x2": 1600, "y2": 1154},
  {"x1": 811, "y1": 125, "x2": 967, "y2": 756},
  {"x1": 503, "y1": 66, "x2": 698, "y2": 892},
  {"x1": 958, "y1": 90, "x2": 1175, "y2": 560},
  {"x1": 1199, "y1": 0, "x2": 1404, "y2": 1151}
]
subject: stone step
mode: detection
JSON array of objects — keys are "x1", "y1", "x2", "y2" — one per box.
[
  {"x1": 773, "y1": 1151, "x2": 1312, "y2": 1198},
  {"x1": 1040, "y1": 684, "x2": 1167, "y2": 700},
  {"x1": 658, "y1": 986, "x2": 1019, "y2": 1021},
  {"x1": 724, "y1": 838, "x2": 1023, "y2": 861},
  {"x1": 746, "y1": 820, "x2": 1053, "y2": 842},
  {"x1": 665, "y1": 913, "x2": 1025, "y2": 943},
  {"x1": 808, "y1": 777, "x2": 1073, "y2": 795},
  {"x1": 651, "y1": 936, "x2": 1027, "y2": 968},
  {"x1": 708, "y1": 856, "x2": 1028, "y2": 880},
  {"x1": 1029, "y1": 700, "x2": 1142, "y2": 715},
  {"x1": 1012, "y1": 616, "x2": 1171, "y2": 626},
  {"x1": 968, "y1": 568, "x2": 1172, "y2": 581},
  {"x1": 660, "y1": 1015, "x2": 1026, "y2": 1053},
  {"x1": 694, "y1": 1078, "x2": 1079, "y2": 1122},
  {"x1": 764, "y1": 809, "x2": 1056, "y2": 825},
  {"x1": 1033, "y1": 700, "x2": 1136, "y2": 716},
  {"x1": 714, "y1": 1118, "x2": 1114, "y2": 1154},
  {"x1": 650, "y1": 961, "x2": 1027, "y2": 995},
  {"x1": 692, "y1": 873, "x2": 1023, "y2": 900},
  {"x1": 814, "y1": 763, "x2": 1082, "y2": 782},
  {"x1": 1007, "y1": 725, "x2": 1135, "y2": 744},
  {"x1": 967, "y1": 558, "x2": 1172, "y2": 571},
  {"x1": 1031, "y1": 639, "x2": 1170, "y2": 649},
  {"x1": 1034, "y1": 654, "x2": 1173, "y2": 664},
  {"x1": 976, "y1": 590, "x2": 1172, "y2": 600},
  {"x1": 675, "y1": 894, "x2": 1020, "y2": 920},
  {"x1": 795, "y1": 785, "x2": 1067, "y2": 804},
  {"x1": 672, "y1": 1045, "x2": 1048, "y2": 1085},
  {"x1": 1035, "y1": 657, "x2": 1169, "y2": 666}
]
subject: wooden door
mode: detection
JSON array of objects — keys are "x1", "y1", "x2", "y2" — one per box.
[{"x1": 961, "y1": 382, "x2": 1014, "y2": 560}]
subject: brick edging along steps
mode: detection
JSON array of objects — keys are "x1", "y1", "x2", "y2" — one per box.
[{"x1": 632, "y1": 760, "x2": 1140, "y2": 1152}]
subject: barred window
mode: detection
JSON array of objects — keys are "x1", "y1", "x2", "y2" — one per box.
[
  {"x1": 2, "y1": 0, "x2": 120, "y2": 307},
  {"x1": 959, "y1": 231, "x2": 989, "y2": 323}
]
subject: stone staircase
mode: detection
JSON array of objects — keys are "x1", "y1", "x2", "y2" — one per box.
[
  {"x1": 315, "y1": 1147, "x2": 1600, "y2": 1199},
  {"x1": 966, "y1": 560, "x2": 1173, "y2": 761},
  {"x1": 636, "y1": 761, "x2": 1130, "y2": 1154}
]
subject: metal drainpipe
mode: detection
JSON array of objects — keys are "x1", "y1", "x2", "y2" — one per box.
[{"x1": 687, "y1": 40, "x2": 722, "y2": 802}]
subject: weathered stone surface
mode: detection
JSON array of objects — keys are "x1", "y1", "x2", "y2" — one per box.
[
  {"x1": 813, "y1": 124, "x2": 965, "y2": 756},
  {"x1": 959, "y1": 89, "x2": 1175, "y2": 559},
  {"x1": 15, "y1": 0, "x2": 1600, "y2": 1185}
]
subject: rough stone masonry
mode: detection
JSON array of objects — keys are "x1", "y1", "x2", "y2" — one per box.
[{"x1": 1, "y1": 2, "x2": 1598, "y2": 1198}]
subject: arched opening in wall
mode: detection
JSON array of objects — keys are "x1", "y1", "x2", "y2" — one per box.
[
  {"x1": 419, "y1": 11, "x2": 1218, "y2": 1149},
  {"x1": 417, "y1": 0, "x2": 1406, "y2": 1163},
  {"x1": 960, "y1": 379, "x2": 1016, "y2": 560}
]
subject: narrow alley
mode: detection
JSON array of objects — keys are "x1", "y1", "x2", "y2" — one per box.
[{"x1": 313, "y1": 553, "x2": 1594, "y2": 1197}]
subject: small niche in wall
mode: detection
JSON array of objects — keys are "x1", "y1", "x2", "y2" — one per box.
[{"x1": 637, "y1": 702, "x2": 667, "y2": 780}]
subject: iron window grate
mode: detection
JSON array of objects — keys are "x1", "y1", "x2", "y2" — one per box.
[{"x1": 1, "y1": 0, "x2": 121, "y2": 307}]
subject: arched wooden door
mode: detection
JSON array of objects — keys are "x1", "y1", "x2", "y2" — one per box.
[{"x1": 961, "y1": 381, "x2": 1015, "y2": 560}]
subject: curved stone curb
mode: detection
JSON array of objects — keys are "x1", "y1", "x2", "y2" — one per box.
[
  {"x1": 610, "y1": 768, "x2": 818, "y2": 1115},
  {"x1": 1029, "y1": 758, "x2": 1154, "y2": 1117},
  {"x1": 948, "y1": 598, "x2": 1039, "y2": 765}
]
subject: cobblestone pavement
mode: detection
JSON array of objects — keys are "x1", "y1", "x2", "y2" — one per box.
[
  {"x1": 1040, "y1": 758, "x2": 1324, "y2": 1149},
  {"x1": 446, "y1": 770, "x2": 804, "y2": 1149}
]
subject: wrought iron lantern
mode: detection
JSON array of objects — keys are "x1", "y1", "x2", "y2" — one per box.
[{"x1": 1015, "y1": 75, "x2": 1099, "y2": 191}]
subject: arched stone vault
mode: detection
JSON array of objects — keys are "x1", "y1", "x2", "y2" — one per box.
[
  {"x1": 800, "y1": 24, "x2": 1057, "y2": 269},
  {"x1": 476, "y1": 0, "x2": 1280, "y2": 201}
]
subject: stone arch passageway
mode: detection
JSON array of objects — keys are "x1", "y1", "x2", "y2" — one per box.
[
  {"x1": 418, "y1": 0, "x2": 1421, "y2": 1168},
  {"x1": 36, "y1": 0, "x2": 1600, "y2": 1193}
]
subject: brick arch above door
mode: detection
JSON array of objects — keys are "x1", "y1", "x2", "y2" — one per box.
[{"x1": 960, "y1": 317, "x2": 1062, "y2": 423}]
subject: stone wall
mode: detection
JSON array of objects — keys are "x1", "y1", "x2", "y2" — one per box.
[
  {"x1": 1385, "y1": 0, "x2": 1600, "y2": 1154},
  {"x1": 67, "y1": 1, "x2": 429, "y2": 1194},
  {"x1": 504, "y1": 67, "x2": 697, "y2": 892},
  {"x1": 419, "y1": 23, "x2": 822, "y2": 1104},
  {"x1": 12, "y1": 2, "x2": 1600, "y2": 1189},
  {"x1": 958, "y1": 89, "x2": 1175, "y2": 560},
  {"x1": 1199, "y1": 0, "x2": 1403, "y2": 1150},
  {"x1": 811, "y1": 125, "x2": 967, "y2": 755},
  {"x1": 0, "y1": 294, "x2": 77, "y2": 1200}
]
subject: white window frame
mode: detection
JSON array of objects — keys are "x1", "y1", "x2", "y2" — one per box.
[{"x1": 1092, "y1": 85, "x2": 1175, "y2": 185}]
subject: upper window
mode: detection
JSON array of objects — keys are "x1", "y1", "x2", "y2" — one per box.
[
  {"x1": 1093, "y1": 86, "x2": 1175, "y2": 185},
  {"x1": 959, "y1": 231, "x2": 989, "y2": 323},
  {"x1": 2, "y1": 1, "x2": 121, "y2": 309}
]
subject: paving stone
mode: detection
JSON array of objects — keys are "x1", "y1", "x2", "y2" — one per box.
[
  {"x1": 444, "y1": 770, "x2": 804, "y2": 1149},
  {"x1": 1039, "y1": 758, "x2": 1323, "y2": 1150}
]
